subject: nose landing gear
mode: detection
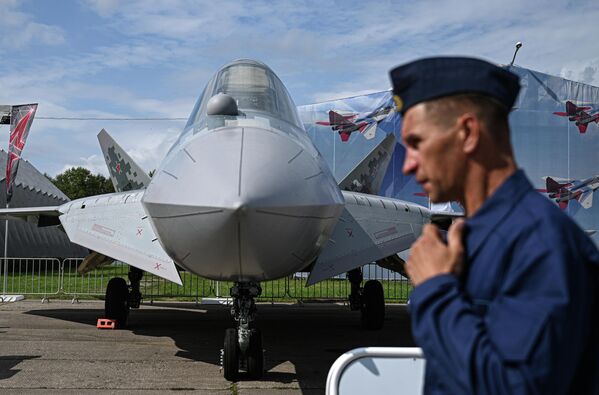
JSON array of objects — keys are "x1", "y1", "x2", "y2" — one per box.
[{"x1": 221, "y1": 282, "x2": 265, "y2": 381}]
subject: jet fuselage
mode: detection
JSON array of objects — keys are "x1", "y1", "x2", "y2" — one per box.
[{"x1": 141, "y1": 60, "x2": 345, "y2": 282}]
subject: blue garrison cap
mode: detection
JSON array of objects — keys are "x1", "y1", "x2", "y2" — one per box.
[{"x1": 389, "y1": 57, "x2": 520, "y2": 115}]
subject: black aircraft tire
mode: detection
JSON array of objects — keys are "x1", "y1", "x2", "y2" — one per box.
[
  {"x1": 247, "y1": 329, "x2": 264, "y2": 379},
  {"x1": 223, "y1": 328, "x2": 239, "y2": 381},
  {"x1": 105, "y1": 277, "x2": 129, "y2": 329},
  {"x1": 361, "y1": 280, "x2": 385, "y2": 330}
]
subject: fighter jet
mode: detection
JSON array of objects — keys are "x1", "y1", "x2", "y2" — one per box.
[
  {"x1": 316, "y1": 102, "x2": 394, "y2": 142},
  {"x1": 553, "y1": 100, "x2": 599, "y2": 133},
  {"x1": 0, "y1": 59, "x2": 447, "y2": 380},
  {"x1": 544, "y1": 175, "x2": 599, "y2": 209}
]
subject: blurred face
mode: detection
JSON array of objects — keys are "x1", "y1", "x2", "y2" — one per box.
[{"x1": 401, "y1": 103, "x2": 466, "y2": 203}]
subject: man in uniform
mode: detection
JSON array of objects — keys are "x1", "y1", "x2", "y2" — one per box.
[{"x1": 389, "y1": 57, "x2": 599, "y2": 394}]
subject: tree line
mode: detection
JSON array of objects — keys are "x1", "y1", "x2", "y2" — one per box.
[{"x1": 45, "y1": 167, "x2": 114, "y2": 200}]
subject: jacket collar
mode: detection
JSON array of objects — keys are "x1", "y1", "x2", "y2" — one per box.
[{"x1": 464, "y1": 169, "x2": 532, "y2": 260}]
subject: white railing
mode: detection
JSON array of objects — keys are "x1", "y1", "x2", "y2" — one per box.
[{"x1": 326, "y1": 347, "x2": 425, "y2": 395}]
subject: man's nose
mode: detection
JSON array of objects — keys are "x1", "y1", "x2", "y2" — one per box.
[{"x1": 402, "y1": 149, "x2": 418, "y2": 175}]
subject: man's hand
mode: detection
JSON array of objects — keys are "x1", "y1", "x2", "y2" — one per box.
[{"x1": 406, "y1": 219, "x2": 465, "y2": 287}]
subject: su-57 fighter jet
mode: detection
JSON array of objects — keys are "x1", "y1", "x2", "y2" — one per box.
[{"x1": 0, "y1": 59, "x2": 453, "y2": 380}]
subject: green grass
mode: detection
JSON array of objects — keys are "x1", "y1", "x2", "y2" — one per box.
[{"x1": 1, "y1": 262, "x2": 412, "y2": 303}]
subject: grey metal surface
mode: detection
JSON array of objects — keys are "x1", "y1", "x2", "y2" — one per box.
[
  {"x1": 143, "y1": 124, "x2": 344, "y2": 281},
  {"x1": 307, "y1": 191, "x2": 425, "y2": 285},
  {"x1": 58, "y1": 191, "x2": 181, "y2": 284}
]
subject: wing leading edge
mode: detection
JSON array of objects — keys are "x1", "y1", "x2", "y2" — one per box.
[
  {"x1": 307, "y1": 191, "x2": 427, "y2": 285},
  {"x1": 0, "y1": 192, "x2": 182, "y2": 285}
]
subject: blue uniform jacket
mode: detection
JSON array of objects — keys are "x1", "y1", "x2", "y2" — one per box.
[{"x1": 410, "y1": 170, "x2": 599, "y2": 394}]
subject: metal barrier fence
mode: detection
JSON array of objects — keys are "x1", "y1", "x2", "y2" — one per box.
[{"x1": 1, "y1": 258, "x2": 411, "y2": 303}]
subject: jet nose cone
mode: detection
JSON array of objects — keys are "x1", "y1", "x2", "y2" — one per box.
[{"x1": 142, "y1": 127, "x2": 343, "y2": 281}]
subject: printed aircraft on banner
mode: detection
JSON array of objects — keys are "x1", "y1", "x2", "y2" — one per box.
[
  {"x1": 543, "y1": 175, "x2": 599, "y2": 209},
  {"x1": 0, "y1": 59, "x2": 458, "y2": 381},
  {"x1": 553, "y1": 100, "x2": 599, "y2": 133},
  {"x1": 316, "y1": 102, "x2": 394, "y2": 142}
]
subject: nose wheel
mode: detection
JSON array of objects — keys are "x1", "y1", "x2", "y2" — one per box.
[{"x1": 221, "y1": 282, "x2": 265, "y2": 381}]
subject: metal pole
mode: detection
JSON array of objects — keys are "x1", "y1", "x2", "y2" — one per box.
[
  {"x1": 510, "y1": 42, "x2": 523, "y2": 67},
  {"x1": 3, "y1": 202, "x2": 8, "y2": 297}
]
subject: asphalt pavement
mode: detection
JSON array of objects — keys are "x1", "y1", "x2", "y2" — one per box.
[{"x1": 0, "y1": 300, "x2": 415, "y2": 394}]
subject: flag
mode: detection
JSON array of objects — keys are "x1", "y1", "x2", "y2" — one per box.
[{"x1": 5, "y1": 103, "x2": 38, "y2": 204}]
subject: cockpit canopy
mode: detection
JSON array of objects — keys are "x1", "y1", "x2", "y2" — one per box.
[{"x1": 186, "y1": 59, "x2": 302, "y2": 129}]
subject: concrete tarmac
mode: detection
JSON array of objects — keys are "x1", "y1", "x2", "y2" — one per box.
[{"x1": 0, "y1": 300, "x2": 415, "y2": 394}]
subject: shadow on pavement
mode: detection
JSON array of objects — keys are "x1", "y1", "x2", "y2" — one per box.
[
  {"x1": 26, "y1": 302, "x2": 415, "y2": 391},
  {"x1": 0, "y1": 356, "x2": 40, "y2": 380}
]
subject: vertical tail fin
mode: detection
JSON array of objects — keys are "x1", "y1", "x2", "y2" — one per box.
[
  {"x1": 97, "y1": 129, "x2": 151, "y2": 192},
  {"x1": 546, "y1": 177, "x2": 564, "y2": 193},
  {"x1": 338, "y1": 133, "x2": 396, "y2": 194}
]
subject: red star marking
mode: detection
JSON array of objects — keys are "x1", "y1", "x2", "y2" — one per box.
[
  {"x1": 115, "y1": 163, "x2": 121, "y2": 173},
  {"x1": 154, "y1": 262, "x2": 162, "y2": 270}
]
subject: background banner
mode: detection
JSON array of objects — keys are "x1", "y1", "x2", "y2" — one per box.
[
  {"x1": 6, "y1": 103, "x2": 38, "y2": 204},
  {"x1": 299, "y1": 65, "x2": 599, "y2": 246}
]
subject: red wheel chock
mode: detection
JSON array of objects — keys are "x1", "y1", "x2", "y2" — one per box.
[{"x1": 97, "y1": 318, "x2": 117, "y2": 329}]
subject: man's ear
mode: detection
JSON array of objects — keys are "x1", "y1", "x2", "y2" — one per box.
[{"x1": 459, "y1": 113, "x2": 480, "y2": 155}]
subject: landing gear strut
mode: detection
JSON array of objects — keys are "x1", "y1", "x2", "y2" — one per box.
[
  {"x1": 128, "y1": 267, "x2": 143, "y2": 309},
  {"x1": 222, "y1": 282, "x2": 264, "y2": 381},
  {"x1": 347, "y1": 268, "x2": 385, "y2": 330}
]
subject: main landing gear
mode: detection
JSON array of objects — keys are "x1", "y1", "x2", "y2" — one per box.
[
  {"x1": 104, "y1": 267, "x2": 143, "y2": 329},
  {"x1": 221, "y1": 282, "x2": 265, "y2": 381},
  {"x1": 348, "y1": 268, "x2": 385, "y2": 330}
]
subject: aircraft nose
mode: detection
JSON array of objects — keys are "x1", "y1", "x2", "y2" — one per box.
[{"x1": 141, "y1": 127, "x2": 343, "y2": 281}]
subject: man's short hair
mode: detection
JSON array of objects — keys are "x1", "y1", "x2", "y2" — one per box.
[{"x1": 423, "y1": 93, "x2": 510, "y2": 138}]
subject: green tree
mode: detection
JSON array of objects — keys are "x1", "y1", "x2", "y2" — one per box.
[{"x1": 51, "y1": 167, "x2": 114, "y2": 200}]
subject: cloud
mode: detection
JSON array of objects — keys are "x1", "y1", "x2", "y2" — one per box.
[
  {"x1": 580, "y1": 66, "x2": 597, "y2": 85},
  {"x1": 3, "y1": 0, "x2": 599, "y2": 177},
  {"x1": 0, "y1": 0, "x2": 65, "y2": 50}
]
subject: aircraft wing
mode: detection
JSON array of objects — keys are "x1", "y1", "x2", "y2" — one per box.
[
  {"x1": 60, "y1": 191, "x2": 181, "y2": 284},
  {"x1": 0, "y1": 192, "x2": 182, "y2": 285},
  {"x1": 0, "y1": 206, "x2": 61, "y2": 225},
  {"x1": 307, "y1": 191, "x2": 425, "y2": 285}
]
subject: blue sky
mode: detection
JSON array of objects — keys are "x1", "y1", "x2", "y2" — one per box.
[{"x1": 1, "y1": 0, "x2": 598, "y2": 176}]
